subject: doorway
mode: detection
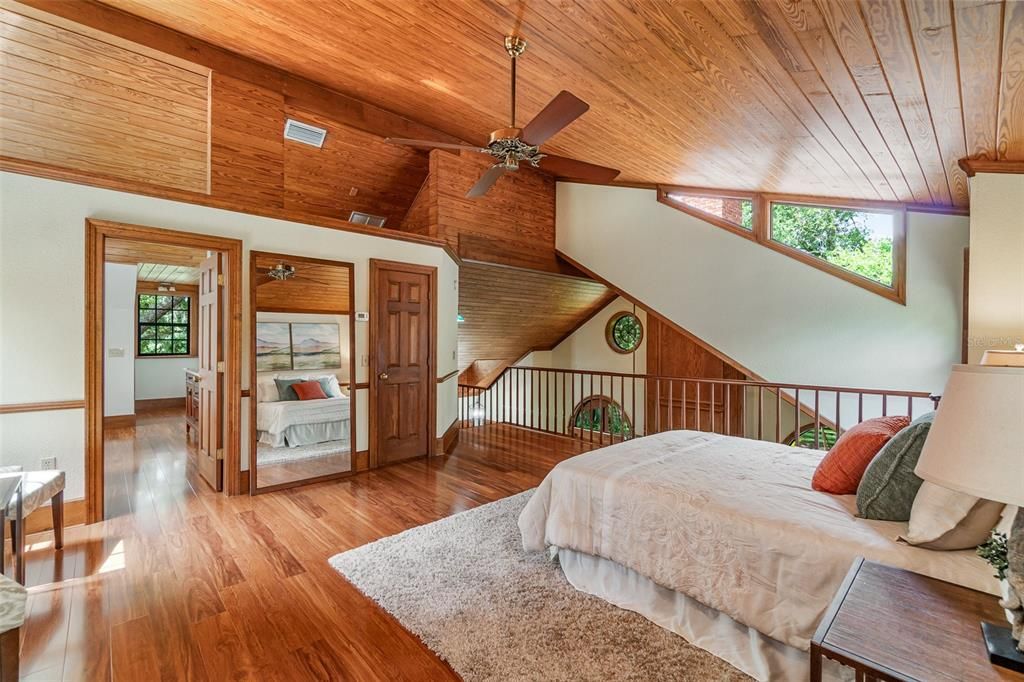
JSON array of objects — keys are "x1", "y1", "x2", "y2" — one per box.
[
  {"x1": 369, "y1": 259, "x2": 437, "y2": 466},
  {"x1": 249, "y1": 252, "x2": 356, "y2": 493},
  {"x1": 85, "y1": 219, "x2": 243, "y2": 523}
]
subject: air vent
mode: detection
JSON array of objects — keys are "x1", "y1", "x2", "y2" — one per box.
[
  {"x1": 283, "y1": 119, "x2": 327, "y2": 148},
  {"x1": 349, "y1": 211, "x2": 387, "y2": 227}
]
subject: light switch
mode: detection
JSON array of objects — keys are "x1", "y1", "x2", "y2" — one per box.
[
  {"x1": 361, "y1": 354, "x2": 369, "y2": 367},
  {"x1": 355, "y1": 312, "x2": 369, "y2": 322},
  {"x1": 108, "y1": 348, "x2": 125, "y2": 358}
]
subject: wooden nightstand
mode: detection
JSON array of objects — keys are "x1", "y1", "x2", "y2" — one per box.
[{"x1": 812, "y1": 557, "x2": 1024, "y2": 681}]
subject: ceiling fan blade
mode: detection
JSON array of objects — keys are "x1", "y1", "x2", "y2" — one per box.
[
  {"x1": 466, "y1": 164, "x2": 507, "y2": 198},
  {"x1": 385, "y1": 138, "x2": 489, "y2": 154},
  {"x1": 520, "y1": 91, "x2": 589, "y2": 146},
  {"x1": 537, "y1": 155, "x2": 620, "y2": 183}
]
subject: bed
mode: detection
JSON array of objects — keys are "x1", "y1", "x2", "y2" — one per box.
[
  {"x1": 519, "y1": 430, "x2": 998, "y2": 681},
  {"x1": 256, "y1": 395, "x2": 350, "y2": 448}
]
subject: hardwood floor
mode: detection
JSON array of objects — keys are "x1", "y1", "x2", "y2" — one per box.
[{"x1": 19, "y1": 408, "x2": 593, "y2": 680}]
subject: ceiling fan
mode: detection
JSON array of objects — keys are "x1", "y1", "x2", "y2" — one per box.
[
  {"x1": 386, "y1": 35, "x2": 620, "y2": 198},
  {"x1": 254, "y1": 262, "x2": 331, "y2": 287}
]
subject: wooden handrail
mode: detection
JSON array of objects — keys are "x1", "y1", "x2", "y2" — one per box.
[{"x1": 457, "y1": 366, "x2": 938, "y2": 449}]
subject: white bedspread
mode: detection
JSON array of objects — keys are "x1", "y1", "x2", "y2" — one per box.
[
  {"x1": 519, "y1": 430, "x2": 997, "y2": 652},
  {"x1": 256, "y1": 396, "x2": 350, "y2": 436}
]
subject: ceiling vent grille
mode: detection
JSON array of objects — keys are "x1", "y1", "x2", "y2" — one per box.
[
  {"x1": 283, "y1": 119, "x2": 327, "y2": 148},
  {"x1": 349, "y1": 211, "x2": 387, "y2": 227}
]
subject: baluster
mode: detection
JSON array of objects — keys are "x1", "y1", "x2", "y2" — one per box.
[
  {"x1": 835, "y1": 391, "x2": 841, "y2": 439},
  {"x1": 589, "y1": 373, "x2": 595, "y2": 444},
  {"x1": 725, "y1": 383, "x2": 731, "y2": 436},
  {"x1": 814, "y1": 391, "x2": 821, "y2": 449},
  {"x1": 882, "y1": 394, "x2": 888, "y2": 417},
  {"x1": 793, "y1": 388, "x2": 800, "y2": 446},
  {"x1": 682, "y1": 381, "x2": 687, "y2": 430},
  {"x1": 858, "y1": 392, "x2": 863, "y2": 424},
  {"x1": 630, "y1": 375, "x2": 636, "y2": 439},
  {"x1": 907, "y1": 395, "x2": 913, "y2": 421},
  {"x1": 710, "y1": 383, "x2": 716, "y2": 434},
  {"x1": 696, "y1": 382, "x2": 701, "y2": 432},
  {"x1": 775, "y1": 388, "x2": 782, "y2": 443},
  {"x1": 757, "y1": 387, "x2": 764, "y2": 440},
  {"x1": 667, "y1": 380, "x2": 673, "y2": 431},
  {"x1": 655, "y1": 380, "x2": 661, "y2": 433}
]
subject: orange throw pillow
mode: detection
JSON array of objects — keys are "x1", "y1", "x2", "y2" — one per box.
[
  {"x1": 292, "y1": 380, "x2": 328, "y2": 401},
  {"x1": 811, "y1": 416, "x2": 911, "y2": 494}
]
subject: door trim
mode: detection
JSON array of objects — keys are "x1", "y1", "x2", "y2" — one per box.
[
  {"x1": 248, "y1": 251, "x2": 358, "y2": 494},
  {"x1": 368, "y1": 259, "x2": 438, "y2": 468},
  {"x1": 85, "y1": 219, "x2": 244, "y2": 523}
]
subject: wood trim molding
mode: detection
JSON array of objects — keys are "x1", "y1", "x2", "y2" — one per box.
[
  {"x1": 103, "y1": 414, "x2": 136, "y2": 429},
  {"x1": 657, "y1": 185, "x2": 908, "y2": 305},
  {"x1": 240, "y1": 389, "x2": 251, "y2": 398},
  {"x1": 437, "y1": 369, "x2": 459, "y2": 384},
  {"x1": 555, "y1": 249, "x2": 761, "y2": 380},
  {"x1": 0, "y1": 400, "x2": 85, "y2": 415},
  {"x1": 437, "y1": 419, "x2": 459, "y2": 455},
  {"x1": 957, "y1": 158, "x2": 1024, "y2": 177},
  {"x1": 249, "y1": 250, "x2": 357, "y2": 494},
  {"x1": 26, "y1": 497, "x2": 86, "y2": 536},
  {"x1": 86, "y1": 218, "x2": 244, "y2": 522},
  {"x1": 1, "y1": 157, "x2": 462, "y2": 266},
  {"x1": 136, "y1": 397, "x2": 185, "y2": 411},
  {"x1": 352, "y1": 382, "x2": 370, "y2": 391}
]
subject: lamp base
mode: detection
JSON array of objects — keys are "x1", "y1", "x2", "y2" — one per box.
[{"x1": 981, "y1": 621, "x2": 1024, "y2": 672}]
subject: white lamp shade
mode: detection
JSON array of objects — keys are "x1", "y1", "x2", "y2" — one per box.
[{"x1": 915, "y1": 365, "x2": 1024, "y2": 506}]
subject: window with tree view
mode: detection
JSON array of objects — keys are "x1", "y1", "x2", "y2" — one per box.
[
  {"x1": 769, "y1": 202, "x2": 897, "y2": 287},
  {"x1": 138, "y1": 294, "x2": 191, "y2": 356}
]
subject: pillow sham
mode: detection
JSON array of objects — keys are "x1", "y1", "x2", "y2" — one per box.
[
  {"x1": 856, "y1": 412, "x2": 934, "y2": 521},
  {"x1": 274, "y1": 377, "x2": 306, "y2": 402},
  {"x1": 811, "y1": 416, "x2": 910, "y2": 494},
  {"x1": 256, "y1": 376, "x2": 280, "y2": 403},
  {"x1": 903, "y1": 481, "x2": 1005, "y2": 550},
  {"x1": 292, "y1": 380, "x2": 328, "y2": 401},
  {"x1": 307, "y1": 375, "x2": 343, "y2": 398}
]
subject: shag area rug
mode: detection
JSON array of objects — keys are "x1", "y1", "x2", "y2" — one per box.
[
  {"x1": 256, "y1": 439, "x2": 350, "y2": 465},
  {"x1": 329, "y1": 491, "x2": 748, "y2": 681}
]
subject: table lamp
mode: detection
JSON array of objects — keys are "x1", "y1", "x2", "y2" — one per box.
[{"x1": 915, "y1": 363, "x2": 1024, "y2": 671}]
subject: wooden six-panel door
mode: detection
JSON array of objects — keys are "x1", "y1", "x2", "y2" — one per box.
[
  {"x1": 197, "y1": 252, "x2": 223, "y2": 490},
  {"x1": 371, "y1": 261, "x2": 434, "y2": 465}
]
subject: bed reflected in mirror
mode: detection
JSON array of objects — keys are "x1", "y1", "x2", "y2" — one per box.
[{"x1": 250, "y1": 252, "x2": 356, "y2": 492}]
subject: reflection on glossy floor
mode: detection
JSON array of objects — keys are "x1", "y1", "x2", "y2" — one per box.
[{"x1": 18, "y1": 408, "x2": 593, "y2": 680}]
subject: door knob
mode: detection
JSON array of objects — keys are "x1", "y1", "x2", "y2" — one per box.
[{"x1": 378, "y1": 372, "x2": 389, "y2": 381}]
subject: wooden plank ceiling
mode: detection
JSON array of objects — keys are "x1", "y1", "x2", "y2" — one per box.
[
  {"x1": 253, "y1": 253, "x2": 351, "y2": 315},
  {"x1": 105, "y1": 237, "x2": 207, "y2": 283},
  {"x1": 458, "y1": 261, "x2": 614, "y2": 371},
  {"x1": 91, "y1": 0, "x2": 1023, "y2": 210}
]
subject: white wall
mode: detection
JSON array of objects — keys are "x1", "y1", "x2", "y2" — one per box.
[
  {"x1": 135, "y1": 357, "x2": 199, "y2": 400},
  {"x1": 103, "y1": 263, "x2": 136, "y2": 416},
  {"x1": 557, "y1": 183, "x2": 969, "y2": 395},
  {"x1": 0, "y1": 172, "x2": 459, "y2": 499},
  {"x1": 966, "y1": 173, "x2": 1024, "y2": 363}
]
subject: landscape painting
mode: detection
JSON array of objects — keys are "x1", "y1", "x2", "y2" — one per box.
[
  {"x1": 255, "y1": 322, "x2": 292, "y2": 371},
  {"x1": 290, "y1": 323, "x2": 341, "y2": 370}
]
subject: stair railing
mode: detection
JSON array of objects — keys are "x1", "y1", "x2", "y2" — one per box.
[{"x1": 459, "y1": 366, "x2": 938, "y2": 449}]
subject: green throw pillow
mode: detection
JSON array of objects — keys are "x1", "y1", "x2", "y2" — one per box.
[
  {"x1": 274, "y1": 377, "x2": 305, "y2": 401},
  {"x1": 856, "y1": 412, "x2": 934, "y2": 521}
]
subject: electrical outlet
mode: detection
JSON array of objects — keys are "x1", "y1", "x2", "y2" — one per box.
[{"x1": 40, "y1": 456, "x2": 57, "y2": 470}]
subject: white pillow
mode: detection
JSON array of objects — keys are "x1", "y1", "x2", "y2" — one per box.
[
  {"x1": 306, "y1": 374, "x2": 344, "y2": 398},
  {"x1": 256, "y1": 375, "x2": 280, "y2": 403},
  {"x1": 904, "y1": 481, "x2": 1005, "y2": 550}
]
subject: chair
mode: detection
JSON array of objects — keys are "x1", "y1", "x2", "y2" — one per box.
[{"x1": 0, "y1": 466, "x2": 65, "y2": 584}]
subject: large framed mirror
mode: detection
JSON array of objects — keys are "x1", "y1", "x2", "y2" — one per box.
[{"x1": 249, "y1": 252, "x2": 356, "y2": 493}]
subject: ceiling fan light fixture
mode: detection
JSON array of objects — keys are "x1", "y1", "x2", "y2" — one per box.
[{"x1": 266, "y1": 263, "x2": 296, "y2": 281}]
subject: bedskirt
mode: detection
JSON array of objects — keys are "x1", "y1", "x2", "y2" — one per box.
[
  {"x1": 557, "y1": 548, "x2": 852, "y2": 682},
  {"x1": 258, "y1": 419, "x2": 349, "y2": 448}
]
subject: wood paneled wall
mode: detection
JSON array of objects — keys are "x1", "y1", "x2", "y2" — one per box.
[
  {"x1": 253, "y1": 253, "x2": 350, "y2": 315},
  {"x1": 432, "y1": 151, "x2": 567, "y2": 274},
  {"x1": 644, "y1": 314, "x2": 747, "y2": 435},
  {"x1": 0, "y1": 1, "x2": 210, "y2": 193},
  {"x1": 1, "y1": 0, "x2": 453, "y2": 238},
  {"x1": 457, "y1": 262, "x2": 612, "y2": 370}
]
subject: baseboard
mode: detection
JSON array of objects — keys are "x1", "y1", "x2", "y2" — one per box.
[
  {"x1": 103, "y1": 414, "x2": 136, "y2": 429},
  {"x1": 136, "y1": 397, "x2": 185, "y2": 411},
  {"x1": 354, "y1": 449, "x2": 370, "y2": 471},
  {"x1": 26, "y1": 497, "x2": 85, "y2": 535},
  {"x1": 438, "y1": 419, "x2": 459, "y2": 455}
]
